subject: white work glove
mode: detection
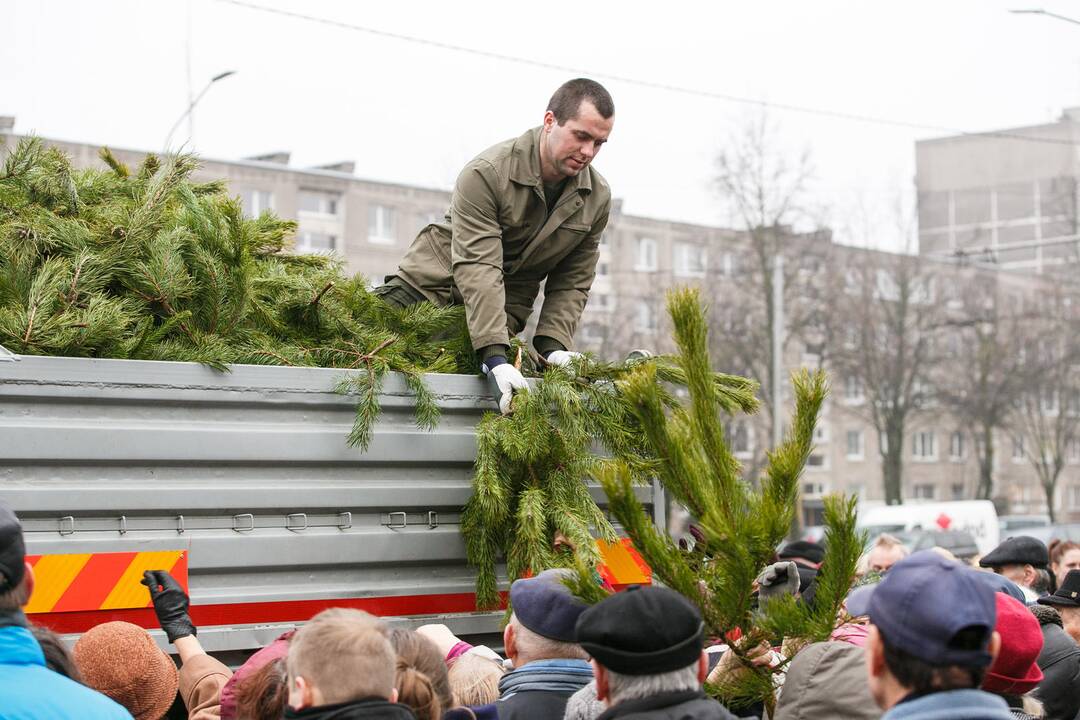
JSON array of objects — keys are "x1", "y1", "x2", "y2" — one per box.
[
  {"x1": 545, "y1": 350, "x2": 584, "y2": 368},
  {"x1": 488, "y1": 363, "x2": 528, "y2": 414}
]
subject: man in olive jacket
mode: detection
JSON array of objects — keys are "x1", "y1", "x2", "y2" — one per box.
[{"x1": 377, "y1": 78, "x2": 614, "y2": 413}]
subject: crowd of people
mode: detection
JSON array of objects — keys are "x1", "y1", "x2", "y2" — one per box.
[{"x1": 6, "y1": 498, "x2": 1080, "y2": 720}]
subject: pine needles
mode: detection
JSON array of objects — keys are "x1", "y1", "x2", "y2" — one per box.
[
  {"x1": 595, "y1": 287, "x2": 863, "y2": 714},
  {"x1": 0, "y1": 137, "x2": 473, "y2": 446}
]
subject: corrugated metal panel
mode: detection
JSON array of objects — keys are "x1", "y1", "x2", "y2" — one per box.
[{"x1": 0, "y1": 354, "x2": 654, "y2": 652}]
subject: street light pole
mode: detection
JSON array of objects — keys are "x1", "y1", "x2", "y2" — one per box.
[{"x1": 163, "y1": 70, "x2": 237, "y2": 152}]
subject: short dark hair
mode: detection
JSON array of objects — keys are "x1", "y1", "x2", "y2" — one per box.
[
  {"x1": 547, "y1": 79, "x2": 614, "y2": 124},
  {"x1": 882, "y1": 629, "x2": 987, "y2": 694}
]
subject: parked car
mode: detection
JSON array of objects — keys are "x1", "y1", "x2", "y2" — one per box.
[
  {"x1": 1015, "y1": 523, "x2": 1080, "y2": 545},
  {"x1": 999, "y1": 514, "x2": 1051, "y2": 534},
  {"x1": 895, "y1": 529, "x2": 981, "y2": 561}
]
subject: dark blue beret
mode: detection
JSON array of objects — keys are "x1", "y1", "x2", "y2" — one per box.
[{"x1": 509, "y1": 569, "x2": 589, "y2": 643}]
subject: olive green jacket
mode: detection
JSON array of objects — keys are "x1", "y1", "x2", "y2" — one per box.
[{"x1": 394, "y1": 127, "x2": 611, "y2": 354}]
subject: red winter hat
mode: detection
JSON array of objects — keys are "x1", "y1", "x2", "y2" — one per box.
[{"x1": 983, "y1": 593, "x2": 1044, "y2": 695}]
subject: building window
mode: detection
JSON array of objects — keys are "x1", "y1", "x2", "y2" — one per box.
[
  {"x1": 913, "y1": 483, "x2": 936, "y2": 500},
  {"x1": 240, "y1": 189, "x2": 273, "y2": 217},
  {"x1": 1013, "y1": 436, "x2": 1026, "y2": 461},
  {"x1": 879, "y1": 431, "x2": 888, "y2": 454},
  {"x1": 295, "y1": 231, "x2": 337, "y2": 253},
  {"x1": 589, "y1": 292, "x2": 613, "y2": 312},
  {"x1": 814, "y1": 424, "x2": 829, "y2": 443},
  {"x1": 1069, "y1": 438, "x2": 1080, "y2": 464},
  {"x1": 912, "y1": 431, "x2": 936, "y2": 460},
  {"x1": 805, "y1": 453, "x2": 827, "y2": 470},
  {"x1": 674, "y1": 242, "x2": 706, "y2": 276},
  {"x1": 731, "y1": 422, "x2": 753, "y2": 457},
  {"x1": 1070, "y1": 485, "x2": 1080, "y2": 509},
  {"x1": 368, "y1": 205, "x2": 396, "y2": 244},
  {"x1": 846, "y1": 430, "x2": 864, "y2": 460},
  {"x1": 596, "y1": 262, "x2": 610, "y2": 277},
  {"x1": 720, "y1": 252, "x2": 736, "y2": 277},
  {"x1": 636, "y1": 238, "x2": 658, "y2": 272},
  {"x1": 635, "y1": 301, "x2": 655, "y2": 332},
  {"x1": 949, "y1": 431, "x2": 965, "y2": 461},
  {"x1": 299, "y1": 190, "x2": 340, "y2": 215},
  {"x1": 951, "y1": 483, "x2": 965, "y2": 501},
  {"x1": 844, "y1": 376, "x2": 864, "y2": 403},
  {"x1": 803, "y1": 481, "x2": 825, "y2": 496}
]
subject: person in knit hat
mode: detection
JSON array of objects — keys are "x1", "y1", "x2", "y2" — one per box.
[
  {"x1": 0, "y1": 500, "x2": 132, "y2": 720},
  {"x1": 981, "y1": 593, "x2": 1045, "y2": 719},
  {"x1": 73, "y1": 621, "x2": 180, "y2": 720},
  {"x1": 575, "y1": 584, "x2": 739, "y2": 719}
]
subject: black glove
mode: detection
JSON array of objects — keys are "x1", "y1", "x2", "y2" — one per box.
[{"x1": 141, "y1": 569, "x2": 196, "y2": 643}]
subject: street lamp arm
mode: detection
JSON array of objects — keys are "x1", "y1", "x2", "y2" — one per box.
[
  {"x1": 1008, "y1": 8, "x2": 1080, "y2": 25},
  {"x1": 163, "y1": 70, "x2": 237, "y2": 152}
]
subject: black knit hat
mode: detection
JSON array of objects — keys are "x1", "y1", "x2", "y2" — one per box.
[
  {"x1": 575, "y1": 585, "x2": 705, "y2": 676},
  {"x1": 0, "y1": 501, "x2": 26, "y2": 593},
  {"x1": 778, "y1": 540, "x2": 825, "y2": 566},
  {"x1": 979, "y1": 536, "x2": 1049, "y2": 570}
]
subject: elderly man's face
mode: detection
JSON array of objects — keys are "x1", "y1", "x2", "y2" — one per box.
[
  {"x1": 994, "y1": 563, "x2": 1035, "y2": 588},
  {"x1": 867, "y1": 545, "x2": 906, "y2": 573}
]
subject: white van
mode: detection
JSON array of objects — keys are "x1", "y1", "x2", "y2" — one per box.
[{"x1": 857, "y1": 500, "x2": 1000, "y2": 556}]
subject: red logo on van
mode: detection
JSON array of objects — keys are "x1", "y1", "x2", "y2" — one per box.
[{"x1": 936, "y1": 513, "x2": 952, "y2": 530}]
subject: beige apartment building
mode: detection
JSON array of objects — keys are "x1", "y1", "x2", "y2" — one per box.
[
  {"x1": 5, "y1": 121, "x2": 1079, "y2": 521},
  {"x1": 916, "y1": 108, "x2": 1080, "y2": 274}
]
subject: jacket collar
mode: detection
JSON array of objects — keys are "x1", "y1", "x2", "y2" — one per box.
[
  {"x1": 0, "y1": 624, "x2": 46, "y2": 668},
  {"x1": 596, "y1": 689, "x2": 708, "y2": 720},
  {"x1": 509, "y1": 127, "x2": 593, "y2": 196},
  {"x1": 283, "y1": 698, "x2": 416, "y2": 720}
]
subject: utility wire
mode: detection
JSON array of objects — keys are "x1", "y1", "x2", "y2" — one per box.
[{"x1": 218, "y1": 0, "x2": 1080, "y2": 147}]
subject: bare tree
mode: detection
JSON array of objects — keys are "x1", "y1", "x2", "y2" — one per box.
[
  {"x1": 934, "y1": 268, "x2": 1028, "y2": 501},
  {"x1": 1010, "y1": 289, "x2": 1080, "y2": 521},
  {"x1": 711, "y1": 111, "x2": 833, "y2": 454},
  {"x1": 831, "y1": 249, "x2": 944, "y2": 505}
]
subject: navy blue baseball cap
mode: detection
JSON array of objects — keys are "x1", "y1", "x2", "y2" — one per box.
[
  {"x1": 509, "y1": 569, "x2": 589, "y2": 643},
  {"x1": 852, "y1": 551, "x2": 996, "y2": 667}
]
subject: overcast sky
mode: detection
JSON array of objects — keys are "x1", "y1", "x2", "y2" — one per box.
[{"x1": 5, "y1": 0, "x2": 1080, "y2": 250}]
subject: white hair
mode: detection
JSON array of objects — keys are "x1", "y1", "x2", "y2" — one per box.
[
  {"x1": 509, "y1": 616, "x2": 588, "y2": 662},
  {"x1": 605, "y1": 661, "x2": 700, "y2": 704}
]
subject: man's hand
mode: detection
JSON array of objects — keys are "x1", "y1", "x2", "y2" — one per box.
[
  {"x1": 141, "y1": 570, "x2": 196, "y2": 643},
  {"x1": 489, "y1": 363, "x2": 528, "y2": 414},
  {"x1": 544, "y1": 350, "x2": 585, "y2": 369}
]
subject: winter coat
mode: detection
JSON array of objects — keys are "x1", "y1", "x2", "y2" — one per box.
[
  {"x1": 0, "y1": 623, "x2": 133, "y2": 720},
  {"x1": 881, "y1": 689, "x2": 1014, "y2": 720},
  {"x1": 283, "y1": 698, "x2": 417, "y2": 720},
  {"x1": 180, "y1": 652, "x2": 232, "y2": 720},
  {"x1": 1029, "y1": 604, "x2": 1080, "y2": 720},
  {"x1": 595, "y1": 689, "x2": 739, "y2": 720},
  {"x1": 393, "y1": 126, "x2": 611, "y2": 355},
  {"x1": 774, "y1": 641, "x2": 881, "y2": 720}
]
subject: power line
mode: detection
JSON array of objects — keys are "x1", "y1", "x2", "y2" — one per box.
[{"x1": 218, "y1": 0, "x2": 1080, "y2": 147}]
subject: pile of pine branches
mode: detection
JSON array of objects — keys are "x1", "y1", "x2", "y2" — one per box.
[{"x1": 0, "y1": 137, "x2": 475, "y2": 445}]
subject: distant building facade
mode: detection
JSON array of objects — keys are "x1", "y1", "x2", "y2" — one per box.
[{"x1": 916, "y1": 108, "x2": 1080, "y2": 274}]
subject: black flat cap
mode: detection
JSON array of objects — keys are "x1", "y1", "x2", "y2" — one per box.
[
  {"x1": 778, "y1": 540, "x2": 825, "y2": 566},
  {"x1": 1039, "y1": 569, "x2": 1080, "y2": 609},
  {"x1": 0, "y1": 501, "x2": 26, "y2": 593},
  {"x1": 979, "y1": 536, "x2": 1049, "y2": 569},
  {"x1": 510, "y1": 569, "x2": 590, "y2": 643},
  {"x1": 575, "y1": 585, "x2": 705, "y2": 675}
]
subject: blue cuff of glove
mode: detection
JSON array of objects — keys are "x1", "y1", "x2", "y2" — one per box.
[{"x1": 482, "y1": 355, "x2": 507, "y2": 374}]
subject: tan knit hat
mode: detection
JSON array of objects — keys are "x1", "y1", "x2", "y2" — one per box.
[{"x1": 73, "y1": 621, "x2": 179, "y2": 720}]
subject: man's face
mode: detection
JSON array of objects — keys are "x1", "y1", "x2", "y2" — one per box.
[
  {"x1": 994, "y1": 563, "x2": 1033, "y2": 588},
  {"x1": 1060, "y1": 606, "x2": 1080, "y2": 645},
  {"x1": 867, "y1": 545, "x2": 906, "y2": 573},
  {"x1": 540, "y1": 101, "x2": 613, "y2": 180}
]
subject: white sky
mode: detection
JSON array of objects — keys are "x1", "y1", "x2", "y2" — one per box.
[{"x1": 5, "y1": 0, "x2": 1080, "y2": 251}]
